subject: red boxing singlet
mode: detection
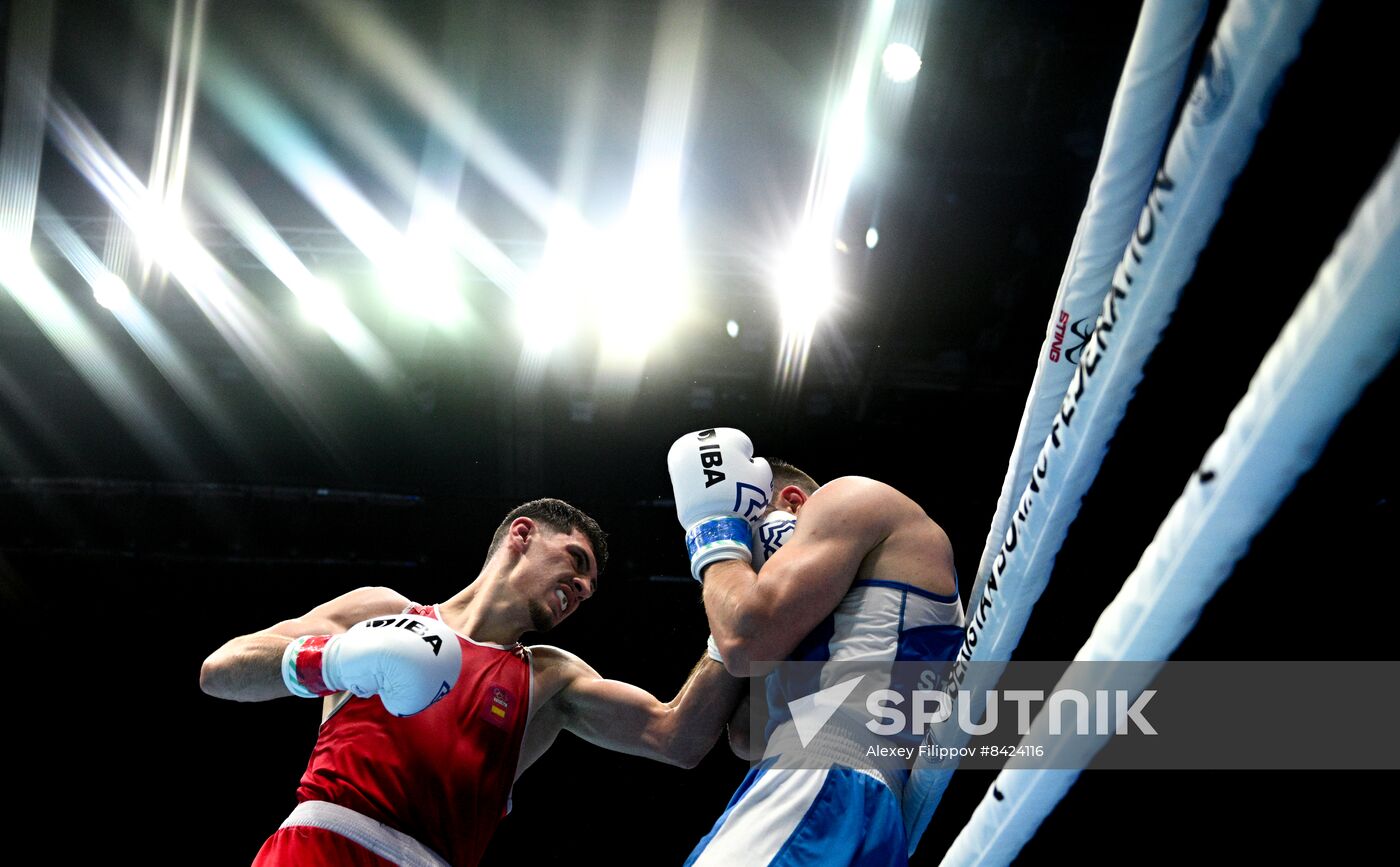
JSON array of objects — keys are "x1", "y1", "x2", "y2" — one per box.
[{"x1": 286, "y1": 603, "x2": 532, "y2": 866}]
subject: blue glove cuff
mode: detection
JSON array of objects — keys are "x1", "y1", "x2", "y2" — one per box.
[{"x1": 686, "y1": 516, "x2": 753, "y2": 582}]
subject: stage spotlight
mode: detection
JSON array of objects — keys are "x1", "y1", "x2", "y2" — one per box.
[
  {"x1": 515, "y1": 280, "x2": 579, "y2": 356},
  {"x1": 593, "y1": 220, "x2": 690, "y2": 359},
  {"x1": 773, "y1": 240, "x2": 837, "y2": 333},
  {"x1": 92, "y1": 272, "x2": 132, "y2": 310},
  {"x1": 882, "y1": 43, "x2": 922, "y2": 83},
  {"x1": 380, "y1": 232, "x2": 467, "y2": 326},
  {"x1": 297, "y1": 278, "x2": 347, "y2": 328}
]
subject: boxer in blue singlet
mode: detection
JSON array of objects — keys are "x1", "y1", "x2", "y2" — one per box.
[{"x1": 666, "y1": 429, "x2": 965, "y2": 866}]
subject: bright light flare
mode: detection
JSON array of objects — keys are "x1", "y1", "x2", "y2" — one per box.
[
  {"x1": 130, "y1": 200, "x2": 194, "y2": 268},
  {"x1": 515, "y1": 279, "x2": 580, "y2": 357},
  {"x1": 92, "y1": 272, "x2": 132, "y2": 310},
  {"x1": 596, "y1": 221, "x2": 691, "y2": 357},
  {"x1": 519, "y1": 216, "x2": 691, "y2": 362},
  {"x1": 143, "y1": 0, "x2": 207, "y2": 286},
  {"x1": 773, "y1": 238, "x2": 838, "y2": 334},
  {"x1": 0, "y1": 247, "x2": 193, "y2": 472},
  {"x1": 882, "y1": 42, "x2": 922, "y2": 82},
  {"x1": 201, "y1": 46, "x2": 400, "y2": 265},
  {"x1": 189, "y1": 153, "x2": 400, "y2": 388},
  {"x1": 771, "y1": 231, "x2": 838, "y2": 403},
  {"x1": 46, "y1": 90, "x2": 346, "y2": 459},
  {"x1": 771, "y1": 0, "x2": 894, "y2": 401},
  {"x1": 36, "y1": 198, "x2": 131, "y2": 312},
  {"x1": 513, "y1": 219, "x2": 594, "y2": 391},
  {"x1": 297, "y1": 277, "x2": 348, "y2": 327},
  {"x1": 307, "y1": 0, "x2": 564, "y2": 228},
  {"x1": 379, "y1": 231, "x2": 468, "y2": 327},
  {"x1": 517, "y1": 219, "x2": 593, "y2": 357},
  {"x1": 796, "y1": 0, "x2": 894, "y2": 278},
  {"x1": 0, "y1": 0, "x2": 53, "y2": 248},
  {"x1": 32, "y1": 199, "x2": 255, "y2": 462}
]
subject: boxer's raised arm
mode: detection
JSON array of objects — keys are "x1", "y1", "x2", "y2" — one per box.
[
  {"x1": 540, "y1": 646, "x2": 745, "y2": 768},
  {"x1": 200, "y1": 585, "x2": 411, "y2": 702},
  {"x1": 704, "y1": 477, "x2": 893, "y2": 674}
]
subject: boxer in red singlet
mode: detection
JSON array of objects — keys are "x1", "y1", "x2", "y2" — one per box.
[{"x1": 201, "y1": 498, "x2": 743, "y2": 867}]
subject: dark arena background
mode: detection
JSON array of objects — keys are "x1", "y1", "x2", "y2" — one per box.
[{"x1": 2, "y1": 1, "x2": 1395, "y2": 864}]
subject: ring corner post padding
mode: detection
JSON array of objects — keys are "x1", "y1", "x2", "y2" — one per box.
[
  {"x1": 937, "y1": 123, "x2": 1400, "y2": 867},
  {"x1": 906, "y1": 0, "x2": 1325, "y2": 856}
]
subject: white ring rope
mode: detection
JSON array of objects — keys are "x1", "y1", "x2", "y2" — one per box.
[
  {"x1": 939, "y1": 132, "x2": 1400, "y2": 867},
  {"x1": 904, "y1": 0, "x2": 1322, "y2": 851},
  {"x1": 963, "y1": 0, "x2": 1208, "y2": 638}
]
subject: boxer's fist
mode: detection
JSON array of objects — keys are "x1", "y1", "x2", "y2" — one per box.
[
  {"x1": 751, "y1": 509, "x2": 797, "y2": 571},
  {"x1": 667, "y1": 428, "x2": 772, "y2": 582},
  {"x1": 283, "y1": 614, "x2": 462, "y2": 717}
]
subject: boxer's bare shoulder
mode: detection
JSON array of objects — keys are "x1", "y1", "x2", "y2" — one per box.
[
  {"x1": 524, "y1": 644, "x2": 591, "y2": 707},
  {"x1": 818, "y1": 478, "x2": 956, "y2": 599}
]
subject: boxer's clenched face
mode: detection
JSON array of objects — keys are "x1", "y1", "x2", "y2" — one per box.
[{"x1": 520, "y1": 527, "x2": 598, "y2": 632}]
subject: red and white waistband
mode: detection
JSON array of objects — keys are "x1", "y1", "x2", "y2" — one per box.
[{"x1": 280, "y1": 800, "x2": 450, "y2": 867}]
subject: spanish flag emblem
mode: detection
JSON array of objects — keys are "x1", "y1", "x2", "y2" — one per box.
[{"x1": 482, "y1": 684, "x2": 514, "y2": 728}]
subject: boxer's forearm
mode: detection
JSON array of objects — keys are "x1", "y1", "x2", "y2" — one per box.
[
  {"x1": 704, "y1": 517, "x2": 865, "y2": 674},
  {"x1": 199, "y1": 634, "x2": 295, "y2": 701},
  {"x1": 557, "y1": 652, "x2": 745, "y2": 768},
  {"x1": 701, "y1": 560, "x2": 773, "y2": 673},
  {"x1": 661, "y1": 654, "x2": 747, "y2": 766},
  {"x1": 200, "y1": 586, "x2": 412, "y2": 703}
]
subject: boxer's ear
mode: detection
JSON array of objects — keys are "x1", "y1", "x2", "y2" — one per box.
[
  {"x1": 776, "y1": 485, "x2": 808, "y2": 514},
  {"x1": 507, "y1": 517, "x2": 537, "y2": 552}
]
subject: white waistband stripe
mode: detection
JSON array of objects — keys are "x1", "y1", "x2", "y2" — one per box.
[{"x1": 280, "y1": 800, "x2": 450, "y2": 867}]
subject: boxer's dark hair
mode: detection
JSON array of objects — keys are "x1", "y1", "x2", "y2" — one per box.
[
  {"x1": 769, "y1": 459, "x2": 819, "y2": 495},
  {"x1": 487, "y1": 498, "x2": 608, "y2": 573}
]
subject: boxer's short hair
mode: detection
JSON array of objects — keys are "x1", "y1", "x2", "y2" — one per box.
[
  {"x1": 487, "y1": 498, "x2": 608, "y2": 573},
  {"x1": 769, "y1": 459, "x2": 819, "y2": 496}
]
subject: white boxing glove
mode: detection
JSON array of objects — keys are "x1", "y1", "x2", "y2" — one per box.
[
  {"x1": 667, "y1": 427, "x2": 773, "y2": 582},
  {"x1": 282, "y1": 613, "x2": 463, "y2": 717},
  {"x1": 751, "y1": 509, "x2": 798, "y2": 571}
]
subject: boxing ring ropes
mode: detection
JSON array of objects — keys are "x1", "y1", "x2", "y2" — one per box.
[{"x1": 898, "y1": 0, "x2": 1400, "y2": 863}]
